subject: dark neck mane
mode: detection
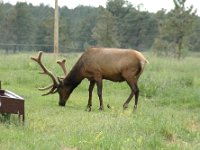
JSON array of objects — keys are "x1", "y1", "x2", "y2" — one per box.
[{"x1": 63, "y1": 61, "x2": 84, "y2": 91}]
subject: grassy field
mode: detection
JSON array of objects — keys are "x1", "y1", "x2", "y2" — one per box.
[{"x1": 0, "y1": 51, "x2": 200, "y2": 150}]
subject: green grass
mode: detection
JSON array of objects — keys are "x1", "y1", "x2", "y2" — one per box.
[{"x1": 0, "y1": 52, "x2": 200, "y2": 150}]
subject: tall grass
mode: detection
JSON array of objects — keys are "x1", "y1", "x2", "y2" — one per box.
[{"x1": 0, "y1": 52, "x2": 200, "y2": 150}]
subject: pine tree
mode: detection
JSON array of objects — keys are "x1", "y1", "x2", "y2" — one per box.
[
  {"x1": 92, "y1": 7, "x2": 119, "y2": 47},
  {"x1": 153, "y1": 0, "x2": 196, "y2": 58},
  {"x1": 14, "y1": 2, "x2": 34, "y2": 49}
]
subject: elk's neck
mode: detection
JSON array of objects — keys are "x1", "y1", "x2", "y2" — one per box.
[{"x1": 63, "y1": 62, "x2": 84, "y2": 91}]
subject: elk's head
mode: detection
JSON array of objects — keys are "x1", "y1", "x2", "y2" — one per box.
[{"x1": 31, "y1": 51, "x2": 69, "y2": 106}]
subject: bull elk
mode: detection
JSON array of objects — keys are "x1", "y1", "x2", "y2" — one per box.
[{"x1": 31, "y1": 48, "x2": 148, "y2": 111}]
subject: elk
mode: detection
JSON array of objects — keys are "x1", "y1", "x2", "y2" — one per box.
[{"x1": 31, "y1": 48, "x2": 148, "y2": 111}]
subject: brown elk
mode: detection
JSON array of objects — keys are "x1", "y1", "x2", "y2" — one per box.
[{"x1": 31, "y1": 48, "x2": 148, "y2": 111}]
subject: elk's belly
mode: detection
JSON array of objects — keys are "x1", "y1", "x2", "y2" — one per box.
[
  {"x1": 102, "y1": 73, "x2": 125, "y2": 82},
  {"x1": 84, "y1": 68, "x2": 125, "y2": 82}
]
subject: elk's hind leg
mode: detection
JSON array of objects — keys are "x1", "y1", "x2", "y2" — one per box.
[
  {"x1": 123, "y1": 80, "x2": 139, "y2": 110},
  {"x1": 123, "y1": 81, "x2": 134, "y2": 109},
  {"x1": 133, "y1": 84, "x2": 139, "y2": 109}
]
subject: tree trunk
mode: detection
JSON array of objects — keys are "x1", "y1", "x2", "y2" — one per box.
[{"x1": 176, "y1": 35, "x2": 183, "y2": 59}]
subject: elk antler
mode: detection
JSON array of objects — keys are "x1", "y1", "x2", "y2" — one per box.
[
  {"x1": 30, "y1": 51, "x2": 59, "y2": 96},
  {"x1": 57, "y1": 59, "x2": 67, "y2": 77}
]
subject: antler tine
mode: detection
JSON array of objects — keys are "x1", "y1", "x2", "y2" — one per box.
[
  {"x1": 30, "y1": 51, "x2": 42, "y2": 62},
  {"x1": 41, "y1": 86, "x2": 58, "y2": 96},
  {"x1": 57, "y1": 59, "x2": 67, "y2": 76},
  {"x1": 38, "y1": 84, "x2": 53, "y2": 91},
  {"x1": 38, "y1": 84, "x2": 58, "y2": 96},
  {"x1": 31, "y1": 51, "x2": 59, "y2": 95}
]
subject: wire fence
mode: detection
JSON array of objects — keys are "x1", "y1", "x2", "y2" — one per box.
[
  {"x1": 0, "y1": 43, "x2": 84, "y2": 53},
  {"x1": 0, "y1": 43, "x2": 52, "y2": 52}
]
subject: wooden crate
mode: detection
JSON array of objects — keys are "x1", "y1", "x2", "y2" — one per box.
[{"x1": 0, "y1": 90, "x2": 25, "y2": 122}]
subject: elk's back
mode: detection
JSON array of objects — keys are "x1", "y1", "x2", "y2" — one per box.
[{"x1": 79, "y1": 48, "x2": 147, "y2": 81}]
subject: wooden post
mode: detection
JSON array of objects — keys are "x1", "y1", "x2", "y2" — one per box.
[{"x1": 54, "y1": 0, "x2": 59, "y2": 54}]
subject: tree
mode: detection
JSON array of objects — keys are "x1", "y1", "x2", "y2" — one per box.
[
  {"x1": 106, "y1": 0, "x2": 132, "y2": 18},
  {"x1": 4, "y1": 10, "x2": 17, "y2": 53},
  {"x1": 120, "y1": 9, "x2": 158, "y2": 49},
  {"x1": 59, "y1": 15, "x2": 73, "y2": 52},
  {"x1": 35, "y1": 16, "x2": 54, "y2": 52},
  {"x1": 92, "y1": 7, "x2": 119, "y2": 47},
  {"x1": 0, "y1": 3, "x2": 17, "y2": 53},
  {"x1": 14, "y1": 2, "x2": 34, "y2": 50},
  {"x1": 152, "y1": 0, "x2": 196, "y2": 58},
  {"x1": 188, "y1": 16, "x2": 200, "y2": 52},
  {"x1": 33, "y1": 4, "x2": 54, "y2": 52},
  {"x1": 77, "y1": 14, "x2": 97, "y2": 49},
  {"x1": 106, "y1": 0, "x2": 132, "y2": 48}
]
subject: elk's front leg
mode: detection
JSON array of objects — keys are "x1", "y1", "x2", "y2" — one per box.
[
  {"x1": 96, "y1": 79, "x2": 104, "y2": 111},
  {"x1": 87, "y1": 80, "x2": 95, "y2": 111}
]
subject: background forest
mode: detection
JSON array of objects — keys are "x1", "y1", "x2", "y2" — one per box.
[{"x1": 0, "y1": 0, "x2": 200, "y2": 57}]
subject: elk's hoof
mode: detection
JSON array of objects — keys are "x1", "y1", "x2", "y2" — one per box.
[
  {"x1": 123, "y1": 104, "x2": 128, "y2": 110},
  {"x1": 85, "y1": 106, "x2": 92, "y2": 112},
  {"x1": 99, "y1": 107, "x2": 104, "y2": 111},
  {"x1": 88, "y1": 107, "x2": 91, "y2": 112}
]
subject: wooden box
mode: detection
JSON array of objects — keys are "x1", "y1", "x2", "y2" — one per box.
[{"x1": 0, "y1": 90, "x2": 25, "y2": 122}]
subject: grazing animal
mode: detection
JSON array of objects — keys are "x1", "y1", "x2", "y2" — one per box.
[{"x1": 31, "y1": 48, "x2": 148, "y2": 111}]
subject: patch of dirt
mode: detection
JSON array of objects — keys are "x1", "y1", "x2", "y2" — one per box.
[{"x1": 186, "y1": 120, "x2": 200, "y2": 132}]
